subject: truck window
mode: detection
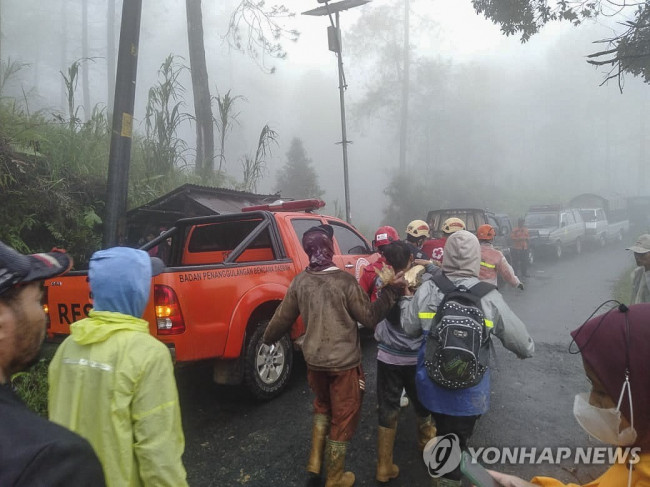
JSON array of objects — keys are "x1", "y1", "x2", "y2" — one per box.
[
  {"x1": 290, "y1": 218, "x2": 323, "y2": 244},
  {"x1": 328, "y1": 222, "x2": 371, "y2": 255},
  {"x1": 580, "y1": 210, "x2": 597, "y2": 222},
  {"x1": 525, "y1": 212, "x2": 558, "y2": 228},
  {"x1": 185, "y1": 219, "x2": 275, "y2": 264},
  {"x1": 565, "y1": 211, "x2": 576, "y2": 225}
]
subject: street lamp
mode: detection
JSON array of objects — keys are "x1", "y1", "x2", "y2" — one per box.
[{"x1": 303, "y1": 0, "x2": 370, "y2": 224}]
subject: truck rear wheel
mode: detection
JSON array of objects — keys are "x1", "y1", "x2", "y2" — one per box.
[{"x1": 244, "y1": 320, "x2": 293, "y2": 400}]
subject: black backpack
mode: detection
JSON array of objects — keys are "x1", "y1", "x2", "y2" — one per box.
[{"x1": 423, "y1": 273, "x2": 496, "y2": 390}]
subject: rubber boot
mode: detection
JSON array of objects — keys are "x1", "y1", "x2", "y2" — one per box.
[
  {"x1": 430, "y1": 478, "x2": 462, "y2": 487},
  {"x1": 416, "y1": 415, "x2": 437, "y2": 451},
  {"x1": 375, "y1": 426, "x2": 399, "y2": 482},
  {"x1": 306, "y1": 413, "x2": 330, "y2": 475},
  {"x1": 325, "y1": 439, "x2": 355, "y2": 487}
]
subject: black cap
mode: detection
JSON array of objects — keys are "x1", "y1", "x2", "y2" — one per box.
[{"x1": 0, "y1": 241, "x2": 73, "y2": 295}]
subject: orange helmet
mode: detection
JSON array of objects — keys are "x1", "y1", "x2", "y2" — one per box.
[{"x1": 477, "y1": 224, "x2": 496, "y2": 241}]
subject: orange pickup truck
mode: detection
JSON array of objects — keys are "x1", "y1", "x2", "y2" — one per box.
[{"x1": 44, "y1": 199, "x2": 374, "y2": 399}]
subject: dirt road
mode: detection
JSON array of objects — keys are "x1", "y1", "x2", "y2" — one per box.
[{"x1": 178, "y1": 242, "x2": 633, "y2": 486}]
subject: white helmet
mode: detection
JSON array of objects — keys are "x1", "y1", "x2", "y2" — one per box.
[{"x1": 406, "y1": 220, "x2": 430, "y2": 239}]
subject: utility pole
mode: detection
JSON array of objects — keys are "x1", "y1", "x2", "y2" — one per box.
[
  {"x1": 103, "y1": 0, "x2": 143, "y2": 248},
  {"x1": 303, "y1": 0, "x2": 369, "y2": 224},
  {"x1": 399, "y1": 0, "x2": 409, "y2": 171}
]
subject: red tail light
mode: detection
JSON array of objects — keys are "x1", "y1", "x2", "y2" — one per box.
[{"x1": 154, "y1": 285, "x2": 186, "y2": 335}]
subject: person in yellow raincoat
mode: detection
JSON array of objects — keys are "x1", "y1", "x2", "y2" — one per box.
[
  {"x1": 48, "y1": 247, "x2": 187, "y2": 487},
  {"x1": 489, "y1": 303, "x2": 650, "y2": 487}
]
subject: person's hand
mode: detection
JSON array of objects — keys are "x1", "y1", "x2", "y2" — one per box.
[
  {"x1": 390, "y1": 270, "x2": 408, "y2": 290},
  {"x1": 517, "y1": 283, "x2": 524, "y2": 291},
  {"x1": 487, "y1": 469, "x2": 536, "y2": 487}
]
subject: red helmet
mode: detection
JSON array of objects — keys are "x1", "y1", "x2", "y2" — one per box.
[
  {"x1": 477, "y1": 224, "x2": 496, "y2": 241},
  {"x1": 374, "y1": 226, "x2": 399, "y2": 248}
]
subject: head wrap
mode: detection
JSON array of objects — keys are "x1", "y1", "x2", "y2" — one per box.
[
  {"x1": 302, "y1": 225, "x2": 335, "y2": 271},
  {"x1": 442, "y1": 230, "x2": 481, "y2": 278},
  {"x1": 571, "y1": 303, "x2": 650, "y2": 449}
]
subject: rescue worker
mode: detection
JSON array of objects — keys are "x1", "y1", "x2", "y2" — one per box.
[
  {"x1": 422, "y1": 217, "x2": 466, "y2": 265},
  {"x1": 625, "y1": 234, "x2": 650, "y2": 304},
  {"x1": 400, "y1": 230, "x2": 535, "y2": 487},
  {"x1": 48, "y1": 247, "x2": 188, "y2": 487},
  {"x1": 477, "y1": 224, "x2": 524, "y2": 290},
  {"x1": 359, "y1": 225, "x2": 400, "y2": 302},
  {"x1": 405, "y1": 219, "x2": 430, "y2": 262},
  {"x1": 510, "y1": 218, "x2": 530, "y2": 278},
  {"x1": 0, "y1": 242, "x2": 106, "y2": 486},
  {"x1": 373, "y1": 241, "x2": 437, "y2": 483},
  {"x1": 262, "y1": 224, "x2": 407, "y2": 487}
]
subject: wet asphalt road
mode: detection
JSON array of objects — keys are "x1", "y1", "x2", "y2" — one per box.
[{"x1": 177, "y1": 241, "x2": 634, "y2": 487}]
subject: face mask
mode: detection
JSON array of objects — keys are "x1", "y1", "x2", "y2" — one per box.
[{"x1": 573, "y1": 377, "x2": 637, "y2": 446}]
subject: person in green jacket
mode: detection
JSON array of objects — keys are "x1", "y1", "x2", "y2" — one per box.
[{"x1": 48, "y1": 247, "x2": 187, "y2": 487}]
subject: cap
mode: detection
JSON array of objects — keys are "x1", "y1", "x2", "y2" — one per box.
[
  {"x1": 304, "y1": 224, "x2": 334, "y2": 240},
  {"x1": 442, "y1": 217, "x2": 466, "y2": 234},
  {"x1": 477, "y1": 224, "x2": 496, "y2": 241},
  {"x1": 406, "y1": 220, "x2": 430, "y2": 239},
  {"x1": 374, "y1": 226, "x2": 399, "y2": 248},
  {"x1": 0, "y1": 242, "x2": 73, "y2": 295},
  {"x1": 626, "y1": 234, "x2": 650, "y2": 254}
]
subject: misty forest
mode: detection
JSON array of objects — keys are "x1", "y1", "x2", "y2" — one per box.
[{"x1": 1, "y1": 0, "x2": 649, "y2": 257}]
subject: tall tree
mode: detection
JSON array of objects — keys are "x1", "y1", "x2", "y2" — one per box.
[
  {"x1": 471, "y1": 0, "x2": 650, "y2": 87},
  {"x1": 186, "y1": 0, "x2": 214, "y2": 177},
  {"x1": 274, "y1": 138, "x2": 324, "y2": 199}
]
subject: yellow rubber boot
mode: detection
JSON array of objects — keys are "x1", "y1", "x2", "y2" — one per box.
[
  {"x1": 325, "y1": 439, "x2": 355, "y2": 487},
  {"x1": 376, "y1": 426, "x2": 399, "y2": 482},
  {"x1": 306, "y1": 413, "x2": 330, "y2": 475},
  {"x1": 416, "y1": 415, "x2": 437, "y2": 451}
]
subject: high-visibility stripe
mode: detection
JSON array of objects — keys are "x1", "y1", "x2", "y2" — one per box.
[
  {"x1": 417, "y1": 311, "x2": 494, "y2": 328},
  {"x1": 481, "y1": 261, "x2": 496, "y2": 269}
]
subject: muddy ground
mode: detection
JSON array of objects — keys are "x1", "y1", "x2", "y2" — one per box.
[{"x1": 177, "y1": 241, "x2": 633, "y2": 486}]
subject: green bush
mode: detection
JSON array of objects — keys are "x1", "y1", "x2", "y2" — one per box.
[{"x1": 11, "y1": 358, "x2": 50, "y2": 417}]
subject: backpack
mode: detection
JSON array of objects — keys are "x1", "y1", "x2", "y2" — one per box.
[{"x1": 423, "y1": 273, "x2": 496, "y2": 389}]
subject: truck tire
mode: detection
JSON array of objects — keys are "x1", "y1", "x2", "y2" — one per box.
[
  {"x1": 575, "y1": 238, "x2": 582, "y2": 255},
  {"x1": 555, "y1": 242, "x2": 563, "y2": 259},
  {"x1": 243, "y1": 320, "x2": 293, "y2": 400}
]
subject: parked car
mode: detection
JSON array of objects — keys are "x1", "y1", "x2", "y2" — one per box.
[
  {"x1": 426, "y1": 208, "x2": 512, "y2": 261},
  {"x1": 525, "y1": 205, "x2": 586, "y2": 259},
  {"x1": 578, "y1": 208, "x2": 629, "y2": 247},
  {"x1": 568, "y1": 193, "x2": 630, "y2": 247}
]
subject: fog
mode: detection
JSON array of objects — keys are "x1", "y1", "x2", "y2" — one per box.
[{"x1": 2, "y1": 0, "x2": 648, "y2": 234}]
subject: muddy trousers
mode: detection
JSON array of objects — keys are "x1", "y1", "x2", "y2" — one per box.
[
  {"x1": 431, "y1": 412, "x2": 480, "y2": 481},
  {"x1": 307, "y1": 365, "x2": 365, "y2": 442},
  {"x1": 377, "y1": 360, "x2": 430, "y2": 427}
]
